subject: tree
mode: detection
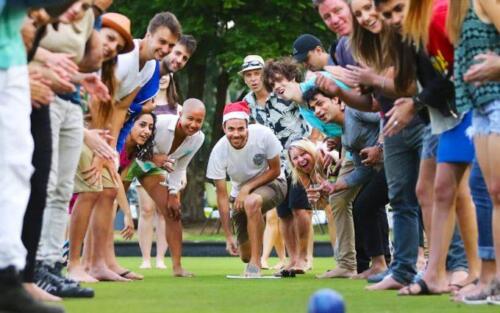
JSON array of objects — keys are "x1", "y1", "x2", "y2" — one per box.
[{"x1": 111, "y1": 0, "x2": 333, "y2": 222}]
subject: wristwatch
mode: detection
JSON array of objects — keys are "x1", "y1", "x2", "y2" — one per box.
[
  {"x1": 375, "y1": 142, "x2": 384, "y2": 151},
  {"x1": 412, "y1": 95, "x2": 426, "y2": 112}
]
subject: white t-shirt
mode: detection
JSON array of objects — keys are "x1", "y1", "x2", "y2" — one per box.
[
  {"x1": 153, "y1": 115, "x2": 205, "y2": 194},
  {"x1": 115, "y1": 39, "x2": 156, "y2": 100},
  {"x1": 206, "y1": 124, "x2": 283, "y2": 198}
]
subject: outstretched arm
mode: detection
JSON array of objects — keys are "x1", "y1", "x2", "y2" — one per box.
[{"x1": 214, "y1": 180, "x2": 238, "y2": 256}]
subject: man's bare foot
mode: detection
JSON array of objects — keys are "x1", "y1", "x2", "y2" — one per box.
[
  {"x1": 366, "y1": 275, "x2": 405, "y2": 291},
  {"x1": 352, "y1": 265, "x2": 387, "y2": 280},
  {"x1": 23, "y1": 283, "x2": 62, "y2": 302},
  {"x1": 316, "y1": 267, "x2": 356, "y2": 279},
  {"x1": 173, "y1": 267, "x2": 194, "y2": 277},
  {"x1": 67, "y1": 266, "x2": 99, "y2": 283},
  {"x1": 156, "y1": 260, "x2": 167, "y2": 269},
  {"x1": 88, "y1": 267, "x2": 130, "y2": 282},
  {"x1": 140, "y1": 260, "x2": 151, "y2": 269}
]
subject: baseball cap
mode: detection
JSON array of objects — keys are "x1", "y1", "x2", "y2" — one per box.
[
  {"x1": 239, "y1": 55, "x2": 265, "y2": 74},
  {"x1": 292, "y1": 34, "x2": 322, "y2": 63}
]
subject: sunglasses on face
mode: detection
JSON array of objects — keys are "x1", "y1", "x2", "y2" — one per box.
[{"x1": 241, "y1": 60, "x2": 263, "y2": 70}]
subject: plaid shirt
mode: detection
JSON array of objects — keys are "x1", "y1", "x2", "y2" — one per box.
[{"x1": 244, "y1": 91, "x2": 309, "y2": 173}]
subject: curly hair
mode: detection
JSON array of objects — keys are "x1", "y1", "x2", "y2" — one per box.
[
  {"x1": 134, "y1": 112, "x2": 157, "y2": 162},
  {"x1": 263, "y1": 57, "x2": 304, "y2": 92}
]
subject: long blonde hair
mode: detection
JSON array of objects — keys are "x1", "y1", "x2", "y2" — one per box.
[
  {"x1": 286, "y1": 139, "x2": 325, "y2": 187},
  {"x1": 402, "y1": 0, "x2": 434, "y2": 50},
  {"x1": 446, "y1": 0, "x2": 470, "y2": 45}
]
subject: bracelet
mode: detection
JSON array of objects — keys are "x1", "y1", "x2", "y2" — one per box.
[{"x1": 376, "y1": 142, "x2": 383, "y2": 151}]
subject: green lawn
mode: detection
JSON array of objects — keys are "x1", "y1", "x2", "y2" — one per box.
[{"x1": 62, "y1": 257, "x2": 497, "y2": 313}]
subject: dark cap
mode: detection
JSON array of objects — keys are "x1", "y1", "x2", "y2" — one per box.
[{"x1": 292, "y1": 34, "x2": 322, "y2": 63}]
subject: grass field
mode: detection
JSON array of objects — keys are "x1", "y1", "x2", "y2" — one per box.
[{"x1": 62, "y1": 257, "x2": 497, "y2": 313}]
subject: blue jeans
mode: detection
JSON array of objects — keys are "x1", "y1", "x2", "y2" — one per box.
[
  {"x1": 469, "y1": 159, "x2": 495, "y2": 260},
  {"x1": 446, "y1": 226, "x2": 468, "y2": 271},
  {"x1": 384, "y1": 123, "x2": 425, "y2": 284}
]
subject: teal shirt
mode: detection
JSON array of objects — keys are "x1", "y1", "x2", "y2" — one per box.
[
  {"x1": 454, "y1": 4, "x2": 500, "y2": 112},
  {"x1": 0, "y1": 4, "x2": 26, "y2": 69},
  {"x1": 298, "y1": 71, "x2": 350, "y2": 137}
]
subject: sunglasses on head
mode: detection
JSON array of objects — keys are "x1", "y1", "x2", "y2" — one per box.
[{"x1": 241, "y1": 60, "x2": 263, "y2": 70}]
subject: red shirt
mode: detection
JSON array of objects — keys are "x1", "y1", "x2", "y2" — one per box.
[{"x1": 426, "y1": 0, "x2": 454, "y2": 76}]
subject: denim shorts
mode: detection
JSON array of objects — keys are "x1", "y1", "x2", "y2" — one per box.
[
  {"x1": 420, "y1": 125, "x2": 438, "y2": 160},
  {"x1": 471, "y1": 99, "x2": 500, "y2": 136}
]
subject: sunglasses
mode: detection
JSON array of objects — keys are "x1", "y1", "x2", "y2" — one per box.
[{"x1": 241, "y1": 60, "x2": 263, "y2": 70}]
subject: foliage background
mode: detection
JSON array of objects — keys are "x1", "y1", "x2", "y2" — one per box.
[{"x1": 111, "y1": 0, "x2": 335, "y2": 221}]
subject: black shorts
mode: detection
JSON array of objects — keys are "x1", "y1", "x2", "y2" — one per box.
[{"x1": 277, "y1": 177, "x2": 312, "y2": 218}]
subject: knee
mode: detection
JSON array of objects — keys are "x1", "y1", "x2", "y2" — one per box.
[
  {"x1": 244, "y1": 195, "x2": 262, "y2": 217},
  {"x1": 415, "y1": 181, "x2": 431, "y2": 208},
  {"x1": 293, "y1": 209, "x2": 312, "y2": 221},
  {"x1": 141, "y1": 204, "x2": 155, "y2": 218},
  {"x1": 487, "y1": 180, "x2": 500, "y2": 205},
  {"x1": 102, "y1": 188, "x2": 117, "y2": 199},
  {"x1": 433, "y1": 179, "x2": 456, "y2": 206}
]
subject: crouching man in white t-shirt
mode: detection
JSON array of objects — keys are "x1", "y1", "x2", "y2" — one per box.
[{"x1": 206, "y1": 101, "x2": 287, "y2": 277}]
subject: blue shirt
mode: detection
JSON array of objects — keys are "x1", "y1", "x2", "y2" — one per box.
[{"x1": 116, "y1": 61, "x2": 160, "y2": 152}]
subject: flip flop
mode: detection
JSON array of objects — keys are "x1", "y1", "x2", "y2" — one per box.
[
  {"x1": 450, "y1": 278, "x2": 479, "y2": 292},
  {"x1": 273, "y1": 269, "x2": 296, "y2": 278},
  {"x1": 399, "y1": 279, "x2": 442, "y2": 296},
  {"x1": 120, "y1": 270, "x2": 144, "y2": 280}
]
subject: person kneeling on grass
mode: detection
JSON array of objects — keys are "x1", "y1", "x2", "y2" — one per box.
[{"x1": 206, "y1": 101, "x2": 287, "y2": 277}]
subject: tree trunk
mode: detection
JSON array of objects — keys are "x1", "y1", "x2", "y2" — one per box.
[
  {"x1": 181, "y1": 67, "x2": 230, "y2": 223},
  {"x1": 181, "y1": 62, "x2": 207, "y2": 222}
]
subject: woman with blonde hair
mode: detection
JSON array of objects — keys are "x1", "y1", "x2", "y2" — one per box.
[
  {"x1": 391, "y1": 0, "x2": 480, "y2": 297},
  {"x1": 446, "y1": 0, "x2": 500, "y2": 304}
]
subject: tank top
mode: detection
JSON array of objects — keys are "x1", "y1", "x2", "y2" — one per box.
[{"x1": 454, "y1": 1, "x2": 500, "y2": 113}]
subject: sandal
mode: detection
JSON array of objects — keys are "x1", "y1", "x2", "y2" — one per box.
[
  {"x1": 120, "y1": 270, "x2": 143, "y2": 280},
  {"x1": 273, "y1": 269, "x2": 296, "y2": 278},
  {"x1": 399, "y1": 279, "x2": 442, "y2": 296}
]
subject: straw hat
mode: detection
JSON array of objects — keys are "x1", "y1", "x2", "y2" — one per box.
[{"x1": 101, "y1": 12, "x2": 135, "y2": 54}]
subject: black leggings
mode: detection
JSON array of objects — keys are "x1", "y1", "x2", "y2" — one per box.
[
  {"x1": 353, "y1": 169, "x2": 391, "y2": 273},
  {"x1": 21, "y1": 106, "x2": 52, "y2": 282}
]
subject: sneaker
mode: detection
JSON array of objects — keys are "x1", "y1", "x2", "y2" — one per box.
[
  {"x1": 367, "y1": 269, "x2": 391, "y2": 283},
  {"x1": 461, "y1": 291, "x2": 489, "y2": 305},
  {"x1": 486, "y1": 278, "x2": 500, "y2": 306},
  {"x1": 48, "y1": 262, "x2": 78, "y2": 285},
  {"x1": 243, "y1": 263, "x2": 261, "y2": 278},
  {"x1": 35, "y1": 263, "x2": 94, "y2": 298},
  {"x1": 0, "y1": 266, "x2": 65, "y2": 313}
]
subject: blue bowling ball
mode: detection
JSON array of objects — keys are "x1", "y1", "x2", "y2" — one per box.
[{"x1": 308, "y1": 289, "x2": 345, "y2": 313}]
